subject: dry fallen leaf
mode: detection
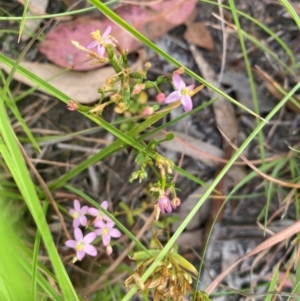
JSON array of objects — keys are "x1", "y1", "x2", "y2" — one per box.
[
  {"x1": 184, "y1": 22, "x2": 214, "y2": 51},
  {"x1": 38, "y1": 0, "x2": 197, "y2": 70},
  {"x1": 0, "y1": 53, "x2": 144, "y2": 104}
]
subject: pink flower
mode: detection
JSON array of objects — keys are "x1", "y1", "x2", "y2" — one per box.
[
  {"x1": 87, "y1": 26, "x2": 117, "y2": 56},
  {"x1": 94, "y1": 220, "x2": 121, "y2": 246},
  {"x1": 164, "y1": 74, "x2": 194, "y2": 112},
  {"x1": 88, "y1": 201, "x2": 112, "y2": 226},
  {"x1": 69, "y1": 199, "x2": 89, "y2": 228},
  {"x1": 157, "y1": 195, "x2": 173, "y2": 214},
  {"x1": 65, "y1": 228, "x2": 97, "y2": 261}
]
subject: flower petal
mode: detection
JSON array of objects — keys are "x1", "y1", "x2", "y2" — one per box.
[
  {"x1": 102, "y1": 26, "x2": 112, "y2": 38},
  {"x1": 69, "y1": 208, "x2": 76, "y2": 215},
  {"x1": 101, "y1": 201, "x2": 108, "y2": 210},
  {"x1": 102, "y1": 233, "x2": 111, "y2": 246},
  {"x1": 79, "y1": 215, "x2": 87, "y2": 226},
  {"x1": 158, "y1": 204, "x2": 165, "y2": 214},
  {"x1": 84, "y1": 245, "x2": 97, "y2": 257},
  {"x1": 72, "y1": 218, "x2": 80, "y2": 228},
  {"x1": 94, "y1": 229, "x2": 102, "y2": 236},
  {"x1": 65, "y1": 240, "x2": 77, "y2": 248},
  {"x1": 81, "y1": 206, "x2": 89, "y2": 214},
  {"x1": 109, "y1": 228, "x2": 121, "y2": 238},
  {"x1": 181, "y1": 95, "x2": 193, "y2": 112},
  {"x1": 187, "y1": 84, "x2": 194, "y2": 92},
  {"x1": 97, "y1": 45, "x2": 105, "y2": 56},
  {"x1": 74, "y1": 199, "x2": 80, "y2": 211},
  {"x1": 87, "y1": 40, "x2": 98, "y2": 49},
  {"x1": 88, "y1": 208, "x2": 99, "y2": 216},
  {"x1": 74, "y1": 228, "x2": 83, "y2": 242},
  {"x1": 164, "y1": 91, "x2": 182, "y2": 104},
  {"x1": 76, "y1": 250, "x2": 85, "y2": 261},
  {"x1": 83, "y1": 232, "x2": 96, "y2": 244},
  {"x1": 172, "y1": 74, "x2": 186, "y2": 90},
  {"x1": 165, "y1": 202, "x2": 173, "y2": 213},
  {"x1": 94, "y1": 220, "x2": 106, "y2": 228},
  {"x1": 106, "y1": 220, "x2": 115, "y2": 229}
]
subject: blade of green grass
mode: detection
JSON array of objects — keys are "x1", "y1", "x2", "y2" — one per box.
[
  {"x1": 0, "y1": 105, "x2": 79, "y2": 299},
  {"x1": 18, "y1": 0, "x2": 29, "y2": 42}
]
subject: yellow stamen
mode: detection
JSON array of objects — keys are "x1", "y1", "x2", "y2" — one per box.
[{"x1": 75, "y1": 242, "x2": 83, "y2": 251}]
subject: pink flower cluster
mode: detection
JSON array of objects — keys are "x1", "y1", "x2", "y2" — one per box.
[{"x1": 65, "y1": 199, "x2": 121, "y2": 261}]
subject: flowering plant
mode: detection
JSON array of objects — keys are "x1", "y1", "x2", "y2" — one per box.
[
  {"x1": 65, "y1": 200, "x2": 121, "y2": 261},
  {"x1": 65, "y1": 25, "x2": 203, "y2": 299}
]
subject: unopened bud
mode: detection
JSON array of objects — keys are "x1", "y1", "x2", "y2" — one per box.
[
  {"x1": 142, "y1": 106, "x2": 154, "y2": 116},
  {"x1": 106, "y1": 245, "x2": 113, "y2": 256},
  {"x1": 131, "y1": 84, "x2": 145, "y2": 96},
  {"x1": 110, "y1": 93, "x2": 122, "y2": 102},
  {"x1": 103, "y1": 84, "x2": 112, "y2": 92},
  {"x1": 156, "y1": 92, "x2": 165, "y2": 103},
  {"x1": 67, "y1": 100, "x2": 78, "y2": 111},
  {"x1": 172, "y1": 197, "x2": 181, "y2": 208},
  {"x1": 144, "y1": 62, "x2": 151, "y2": 70}
]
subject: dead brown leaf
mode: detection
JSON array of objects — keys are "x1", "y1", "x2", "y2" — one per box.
[{"x1": 184, "y1": 22, "x2": 214, "y2": 51}]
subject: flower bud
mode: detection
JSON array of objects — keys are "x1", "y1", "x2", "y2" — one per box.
[
  {"x1": 106, "y1": 245, "x2": 113, "y2": 256},
  {"x1": 131, "y1": 84, "x2": 145, "y2": 96},
  {"x1": 67, "y1": 100, "x2": 78, "y2": 111},
  {"x1": 144, "y1": 62, "x2": 151, "y2": 70},
  {"x1": 155, "y1": 92, "x2": 165, "y2": 103},
  {"x1": 172, "y1": 197, "x2": 181, "y2": 208},
  {"x1": 142, "y1": 106, "x2": 154, "y2": 116}
]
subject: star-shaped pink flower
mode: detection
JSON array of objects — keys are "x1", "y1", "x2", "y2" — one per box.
[
  {"x1": 87, "y1": 26, "x2": 117, "y2": 56},
  {"x1": 164, "y1": 74, "x2": 194, "y2": 112},
  {"x1": 69, "y1": 199, "x2": 89, "y2": 228},
  {"x1": 94, "y1": 220, "x2": 121, "y2": 246},
  {"x1": 88, "y1": 201, "x2": 112, "y2": 226},
  {"x1": 65, "y1": 228, "x2": 97, "y2": 261}
]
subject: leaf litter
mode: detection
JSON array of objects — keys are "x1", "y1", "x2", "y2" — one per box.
[{"x1": 1, "y1": 0, "x2": 300, "y2": 299}]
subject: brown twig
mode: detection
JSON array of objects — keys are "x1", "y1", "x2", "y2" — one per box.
[{"x1": 18, "y1": 140, "x2": 71, "y2": 240}]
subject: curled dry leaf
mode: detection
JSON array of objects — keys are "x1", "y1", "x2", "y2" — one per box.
[{"x1": 38, "y1": 0, "x2": 197, "y2": 70}]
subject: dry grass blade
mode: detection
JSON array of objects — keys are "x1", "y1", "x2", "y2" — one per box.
[
  {"x1": 205, "y1": 220, "x2": 300, "y2": 294},
  {"x1": 219, "y1": 127, "x2": 300, "y2": 189}
]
